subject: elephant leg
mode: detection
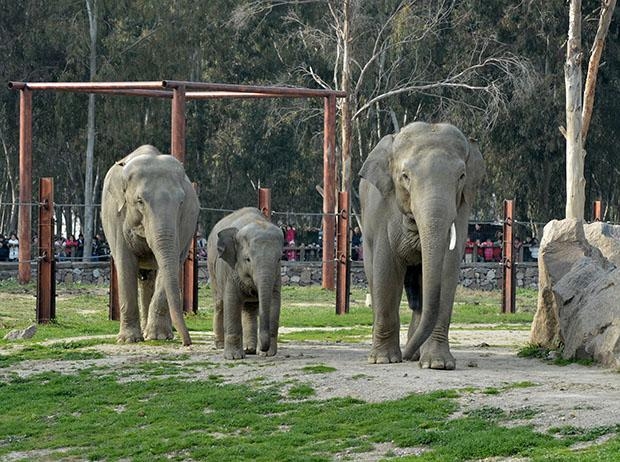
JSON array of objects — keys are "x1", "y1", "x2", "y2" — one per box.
[
  {"x1": 259, "y1": 284, "x2": 281, "y2": 357},
  {"x1": 144, "y1": 271, "x2": 174, "y2": 341},
  {"x1": 213, "y1": 297, "x2": 225, "y2": 349},
  {"x1": 116, "y1": 255, "x2": 143, "y2": 343},
  {"x1": 368, "y1": 250, "x2": 404, "y2": 364},
  {"x1": 138, "y1": 269, "x2": 155, "y2": 333},
  {"x1": 405, "y1": 264, "x2": 423, "y2": 361},
  {"x1": 242, "y1": 302, "x2": 258, "y2": 354},
  {"x1": 223, "y1": 283, "x2": 245, "y2": 360},
  {"x1": 419, "y1": 234, "x2": 462, "y2": 370}
]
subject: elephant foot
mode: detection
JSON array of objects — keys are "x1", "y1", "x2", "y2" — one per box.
[
  {"x1": 214, "y1": 340, "x2": 224, "y2": 349},
  {"x1": 117, "y1": 327, "x2": 144, "y2": 343},
  {"x1": 419, "y1": 342, "x2": 455, "y2": 370},
  {"x1": 403, "y1": 349, "x2": 420, "y2": 362},
  {"x1": 224, "y1": 336, "x2": 245, "y2": 359},
  {"x1": 258, "y1": 342, "x2": 277, "y2": 357},
  {"x1": 223, "y1": 347, "x2": 245, "y2": 360},
  {"x1": 368, "y1": 345, "x2": 402, "y2": 364},
  {"x1": 244, "y1": 347, "x2": 257, "y2": 355},
  {"x1": 143, "y1": 322, "x2": 173, "y2": 341}
]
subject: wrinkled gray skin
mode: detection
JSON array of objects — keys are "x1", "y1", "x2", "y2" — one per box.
[
  {"x1": 359, "y1": 122, "x2": 485, "y2": 369},
  {"x1": 207, "y1": 207, "x2": 283, "y2": 360},
  {"x1": 101, "y1": 145, "x2": 199, "y2": 346}
]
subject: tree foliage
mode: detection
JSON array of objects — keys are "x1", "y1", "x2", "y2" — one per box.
[{"x1": 0, "y1": 0, "x2": 618, "y2": 237}]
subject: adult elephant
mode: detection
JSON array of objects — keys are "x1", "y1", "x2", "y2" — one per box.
[
  {"x1": 207, "y1": 207, "x2": 283, "y2": 360},
  {"x1": 101, "y1": 145, "x2": 199, "y2": 346},
  {"x1": 359, "y1": 122, "x2": 485, "y2": 369}
]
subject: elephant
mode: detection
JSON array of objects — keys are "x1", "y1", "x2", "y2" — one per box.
[
  {"x1": 359, "y1": 122, "x2": 485, "y2": 369},
  {"x1": 207, "y1": 207, "x2": 283, "y2": 360},
  {"x1": 101, "y1": 144, "x2": 200, "y2": 346}
]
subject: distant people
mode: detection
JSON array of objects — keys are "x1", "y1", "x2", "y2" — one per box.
[
  {"x1": 285, "y1": 224, "x2": 297, "y2": 261},
  {"x1": 351, "y1": 226, "x2": 363, "y2": 261},
  {"x1": 196, "y1": 232, "x2": 207, "y2": 259},
  {"x1": 7, "y1": 233, "x2": 18, "y2": 262},
  {"x1": 464, "y1": 236, "x2": 474, "y2": 263},
  {"x1": 481, "y1": 237, "x2": 494, "y2": 262},
  {"x1": 77, "y1": 233, "x2": 85, "y2": 258},
  {"x1": 0, "y1": 235, "x2": 9, "y2": 261},
  {"x1": 529, "y1": 237, "x2": 539, "y2": 261},
  {"x1": 65, "y1": 234, "x2": 79, "y2": 259},
  {"x1": 513, "y1": 236, "x2": 523, "y2": 262}
]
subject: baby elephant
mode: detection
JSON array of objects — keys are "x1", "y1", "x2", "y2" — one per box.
[{"x1": 207, "y1": 207, "x2": 283, "y2": 359}]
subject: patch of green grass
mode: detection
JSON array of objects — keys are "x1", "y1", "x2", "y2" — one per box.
[
  {"x1": 280, "y1": 326, "x2": 371, "y2": 343},
  {"x1": 0, "y1": 341, "x2": 110, "y2": 367},
  {"x1": 301, "y1": 364, "x2": 337, "y2": 374},
  {"x1": 518, "y1": 344, "x2": 596, "y2": 367},
  {"x1": 288, "y1": 383, "x2": 316, "y2": 399}
]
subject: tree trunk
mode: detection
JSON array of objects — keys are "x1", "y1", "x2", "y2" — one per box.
[
  {"x1": 83, "y1": 0, "x2": 97, "y2": 261},
  {"x1": 581, "y1": 0, "x2": 617, "y2": 141},
  {"x1": 340, "y1": 0, "x2": 352, "y2": 193},
  {"x1": 565, "y1": 0, "x2": 585, "y2": 220}
]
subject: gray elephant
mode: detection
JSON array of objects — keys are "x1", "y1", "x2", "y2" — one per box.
[
  {"x1": 101, "y1": 145, "x2": 200, "y2": 346},
  {"x1": 359, "y1": 122, "x2": 485, "y2": 369},
  {"x1": 207, "y1": 207, "x2": 283, "y2": 359}
]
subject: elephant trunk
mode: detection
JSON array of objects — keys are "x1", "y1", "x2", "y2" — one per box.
[
  {"x1": 150, "y1": 228, "x2": 191, "y2": 346},
  {"x1": 256, "y1": 271, "x2": 276, "y2": 352},
  {"x1": 402, "y1": 209, "x2": 453, "y2": 360}
]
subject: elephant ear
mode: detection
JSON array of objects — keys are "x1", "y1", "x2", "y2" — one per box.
[
  {"x1": 359, "y1": 134, "x2": 394, "y2": 196},
  {"x1": 463, "y1": 139, "x2": 486, "y2": 206},
  {"x1": 107, "y1": 161, "x2": 128, "y2": 213},
  {"x1": 217, "y1": 227, "x2": 239, "y2": 268}
]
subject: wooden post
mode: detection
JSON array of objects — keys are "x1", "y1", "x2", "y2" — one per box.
[
  {"x1": 322, "y1": 95, "x2": 337, "y2": 290},
  {"x1": 336, "y1": 191, "x2": 350, "y2": 314},
  {"x1": 258, "y1": 188, "x2": 271, "y2": 220},
  {"x1": 502, "y1": 199, "x2": 516, "y2": 314},
  {"x1": 18, "y1": 88, "x2": 32, "y2": 284},
  {"x1": 37, "y1": 177, "x2": 55, "y2": 323},
  {"x1": 109, "y1": 258, "x2": 120, "y2": 320}
]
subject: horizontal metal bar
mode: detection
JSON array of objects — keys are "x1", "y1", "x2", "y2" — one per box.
[
  {"x1": 164, "y1": 80, "x2": 347, "y2": 98},
  {"x1": 8, "y1": 81, "x2": 166, "y2": 91}
]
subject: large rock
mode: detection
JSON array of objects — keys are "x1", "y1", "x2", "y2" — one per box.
[
  {"x1": 4, "y1": 324, "x2": 37, "y2": 341},
  {"x1": 530, "y1": 219, "x2": 620, "y2": 368},
  {"x1": 584, "y1": 221, "x2": 620, "y2": 266}
]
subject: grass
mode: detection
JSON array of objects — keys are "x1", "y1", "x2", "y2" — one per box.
[
  {"x1": 0, "y1": 366, "x2": 617, "y2": 461},
  {"x1": 518, "y1": 344, "x2": 596, "y2": 367},
  {"x1": 1, "y1": 282, "x2": 618, "y2": 460}
]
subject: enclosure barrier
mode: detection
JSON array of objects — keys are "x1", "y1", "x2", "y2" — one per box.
[
  {"x1": 502, "y1": 199, "x2": 516, "y2": 314},
  {"x1": 36, "y1": 177, "x2": 55, "y2": 322}
]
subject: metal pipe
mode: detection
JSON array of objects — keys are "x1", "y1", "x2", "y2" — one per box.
[
  {"x1": 8, "y1": 81, "x2": 166, "y2": 91},
  {"x1": 171, "y1": 86, "x2": 186, "y2": 162},
  {"x1": 336, "y1": 191, "x2": 350, "y2": 314},
  {"x1": 259, "y1": 188, "x2": 272, "y2": 220},
  {"x1": 18, "y1": 89, "x2": 32, "y2": 284},
  {"x1": 322, "y1": 95, "x2": 337, "y2": 290},
  {"x1": 502, "y1": 199, "x2": 516, "y2": 314},
  {"x1": 37, "y1": 177, "x2": 55, "y2": 323},
  {"x1": 164, "y1": 80, "x2": 347, "y2": 98}
]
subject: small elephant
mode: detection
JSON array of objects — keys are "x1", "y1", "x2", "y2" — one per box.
[
  {"x1": 359, "y1": 122, "x2": 485, "y2": 369},
  {"x1": 207, "y1": 207, "x2": 283, "y2": 359},
  {"x1": 101, "y1": 145, "x2": 199, "y2": 346}
]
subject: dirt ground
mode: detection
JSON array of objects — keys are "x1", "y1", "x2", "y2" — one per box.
[{"x1": 3, "y1": 326, "x2": 619, "y2": 434}]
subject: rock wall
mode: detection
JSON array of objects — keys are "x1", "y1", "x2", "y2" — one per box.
[{"x1": 0, "y1": 260, "x2": 539, "y2": 291}]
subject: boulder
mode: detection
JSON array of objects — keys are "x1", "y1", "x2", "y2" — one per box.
[
  {"x1": 530, "y1": 219, "x2": 620, "y2": 368},
  {"x1": 4, "y1": 324, "x2": 37, "y2": 341},
  {"x1": 584, "y1": 221, "x2": 620, "y2": 266}
]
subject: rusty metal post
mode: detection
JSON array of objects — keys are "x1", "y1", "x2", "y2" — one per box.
[
  {"x1": 109, "y1": 258, "x2": 120, "y2": 320},
  {"x1": 322, "y1": 95, "x2": 337, "y2": 290},
  {"x1": 336, "y1": 191, "x2": 350, "y2": 315},
  {"x1": 18, "y1": 88, "x2": 33, "y2": 284},
  {"x1": 502, "y1": 199, "x2": 516, "y2": 314},
  {"x1": 593, "y1": 200, "x2": 602, "y2": 221},
  {"x1": 258, "y1": 188, "x2": 272, "y2": 220},
  {"x1": 37, "y1": 177, "x2": 55, "y2": 323},
  {"x1": 170, "y1": 85, "x2": 196, "y2": 314},
  {"x1": 171, "y1": 85, "x2": 186, "y2": 162}
]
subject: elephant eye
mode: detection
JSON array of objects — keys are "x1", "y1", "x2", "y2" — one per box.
[{"x1": 401, "y1": 172, "x2": 410, "y2": 183}]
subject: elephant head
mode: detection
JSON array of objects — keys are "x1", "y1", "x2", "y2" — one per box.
[
  {"x1": 216, "y1": 222, "x2": 283, "y2": 352},
  {"x1": 108, "y1": 148, "x2": 198, "y2": 346},
  {"x1": 360, "y1": 122, "x2": 485, "y2": 359}
]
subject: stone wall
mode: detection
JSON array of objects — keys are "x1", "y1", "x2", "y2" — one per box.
[{"x1": 0, "y1": 260, "x2": 539, "y2": 290}]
